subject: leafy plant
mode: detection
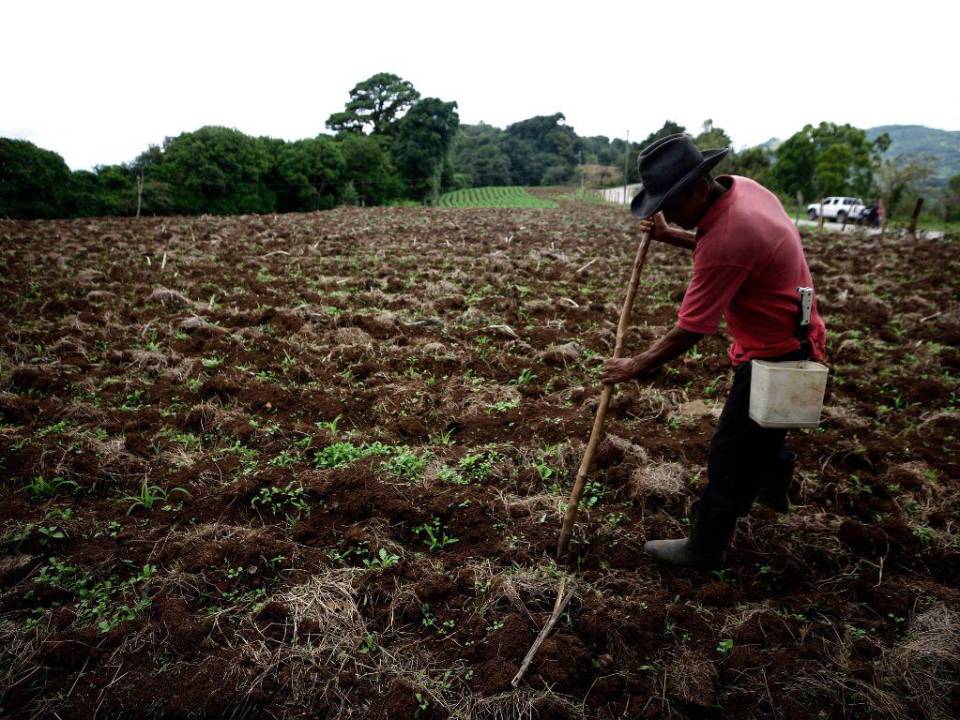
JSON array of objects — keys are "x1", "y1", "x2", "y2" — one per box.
[
  {"x1": 534, "y1": 461, "x2": 554, "y2": 481},
  {"x1": 250, "y1": 483, "x2": 310, "y2": 520},
  {"x1": 717, "y1": 638, "x2": 735, "y2": 654},
  {"x1": 363, "y1": 547, "x2": 400, "y2": 570},
  {"x1": 457, "y1": 450, "x2": 500, "y2": 482},
  {"x1": 22, "y1": 475, "x2": 79, "y2": 499},
  {"x1": 382, "y1": 448, "x2": 430, "y2": 481},
  {"x1": 512, "y1": 368, "x2": 536, "y2": 385},
  {"x1": 415, "y1": 517, "x2": 459, "y2": 552},
  {"x1": 268, "y1": 448, "x2": 300, "y2": 468},
  {"x1": 583, "y1": 480, "x2": 604, "y2": 508},
  {"x1": 913, "y1": 524, "x2": 935, "y2": 544},
  {"x1": 315, "y1": 415, "x2": 342, "y2": 433},
  {"x1": 122, "y1": 478, "x2": 190, "y2": 514},
  {"x1": 438, "y1": 466, "x2": 468, "y2": 485},
  {"x1": 31, "y1": 558, "x2": 156, "y2": 632},
  {"x1": 488, "y1": 398, "x2": 520, "y2": 413},
  {"x1": 313, "y1": 441, "x2": 395, "y2": 469}
]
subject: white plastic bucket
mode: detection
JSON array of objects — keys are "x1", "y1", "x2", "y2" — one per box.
[{"x1": 749, "y1": 360, "x2": 829, "y2": 428}]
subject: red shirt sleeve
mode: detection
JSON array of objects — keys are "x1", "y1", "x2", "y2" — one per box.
[{"x1": 677, "y1": 264, "x2": 751, "y2": 334}]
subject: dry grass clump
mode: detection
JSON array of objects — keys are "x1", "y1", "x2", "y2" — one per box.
[
  {"x1": 630, "y1": 460, "x2": 687, "y2": 498},
  {"x1": 786, "y1": 604, "x2": 960, "y2": 720},
  {"x1": 239, "y1": 568, "x2": 369, "y2": 712}
]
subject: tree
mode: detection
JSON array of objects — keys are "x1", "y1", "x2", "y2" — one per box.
[
  {"x1": 450, "y1": 123, "x2": 513, "y2": 188},
  {"x1": 725, "y1": 146, "x2": 773, "y2": 186},
  {"x1": 504, "y1": 113, "x2": 580, "y2": 186},
  {"x1": 771, "y1": 131, "x2": 816, "y2": 199},
  {"x1": 877, "y1": 154, "x2": 937, "y2": 216},
  {"x1": 639, "y1": 120, "x2": 686, "y2": 149},
  {"x1": 945, "y1": 174, "x2": 960, "y2": 222},
  {"x1": 391, "y1": 98, "x2": 460, "y2": 202},
  {"x1": 156, "y1": 126, "x2": 276, "y2": 214},
  {"x1": 339, "y1": 134, "x2": 404, "y2": 206},
  {"x1": 693, "y1": 119, "x2": 732, "y2": 151},
  {"x1": 771, "y1": 123, "x2": 883, "y2": 200},
  {"x1": 267, "y1": 138, "x2": 345, "y2": 212},
  {"x1": 0, "y1": 138, "x2": 71, "y2": 218},
  {"x1": 326, "y1": 73, "x2": 420, "y2": 136}
]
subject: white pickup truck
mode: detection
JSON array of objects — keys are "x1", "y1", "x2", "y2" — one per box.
[{"x1": 807, "y1": 196, "x2": 866, "y2": 223}]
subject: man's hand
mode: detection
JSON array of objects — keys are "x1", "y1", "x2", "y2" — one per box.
[
  {"x1": 637, "y1": 212, "x2": 697, "y2": 251},
  {"x1": 601, "y1": 327, "x2": 703, "y2": 386},
  {"x1": 601, "y1": 355, "x2": 653, "y2": 385},
  {"x1": 637, "y1": 212, "x2": 671, "y2": 242}
]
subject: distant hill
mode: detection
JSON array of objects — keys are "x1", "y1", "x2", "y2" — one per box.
[{"x1": 866, "y1": 125, "x2": 960, "y2": 180}]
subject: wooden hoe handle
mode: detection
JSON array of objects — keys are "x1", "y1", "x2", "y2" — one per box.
[{"x1": 556, "y1": 230, "x2": 651, "y2": 560}]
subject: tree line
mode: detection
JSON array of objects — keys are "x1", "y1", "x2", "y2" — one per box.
[{"x1": 2, "y1": 71, "x2": 958, "y2": 221}]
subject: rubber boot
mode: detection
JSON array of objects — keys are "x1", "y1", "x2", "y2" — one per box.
[
  {"x1": 643, "y1": 507, "x2": 735, "y2": 569},
  {"x1": 757, "y1": 450, "x2": 795, "y2": 514}
]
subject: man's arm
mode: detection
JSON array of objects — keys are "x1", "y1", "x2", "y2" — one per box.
[
  {"x1": 601, "y1": 325, "x2": 704, "y2": 384},
  {"x1": 639, "y1": 212, "x2": 698, "y2": 251}
]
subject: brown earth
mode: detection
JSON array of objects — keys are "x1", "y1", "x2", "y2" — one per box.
[{"x1": 1, "y1": 196, "x2": 958, "y2": 719}]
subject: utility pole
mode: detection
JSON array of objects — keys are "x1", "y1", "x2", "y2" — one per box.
[
  {"x1": 136, "y1": 171, "x2": 144, "y2": 218},
  {"x1": 622, "y1": 130, "x2": 629, "y2": 205},
  {"x1": 579, "y1": 150, "x2": 584, "y2": 195}
]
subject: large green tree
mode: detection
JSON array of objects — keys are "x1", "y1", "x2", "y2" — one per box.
[
  {"x1": 156, "y1": 126, "x2": 276, "y2": 214},
  {"x1": 945, "y1": 174, "x2": 960, "y2": 222},
  {"x1": 450, "y1": 123, "x2": 513, "y2": 188},
  {"x1": 391, "y1": 98, "x2": 460, "y2": 202},
  {"x1": 0, "y1": 138, "x2": 71, "y2": 218},
  {"x1": 877, "y1": 154, "x2": 937, "y2": 216},
  {"x1": 339, "y1": 134, "x2": 404, "y2": 206},
  {"x1": 693, "y1": 119, "x2": 732, "y2": 151},
  {"x1": 772, "y1": 122, "x2": 886, "y2": 200},
  {"x1": 725, "y1": 146, "x2": 773, "y2": 186},
  {"x1": 267, "y1": 137, "x2": 345, "y2": 212},
  {"x1": 504, "y1": 113, "x2": 580, "y2": 186},
  {"x1": 326, "y1": 73, "x2": 421, "y2": 136}
]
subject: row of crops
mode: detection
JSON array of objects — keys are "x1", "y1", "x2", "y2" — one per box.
[{"x1": 438, "y1": 186, "x2": 557, "y2": 209}]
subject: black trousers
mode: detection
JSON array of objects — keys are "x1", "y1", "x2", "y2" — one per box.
[{"x1": 693, "y1": 347, "x2": 808, "y2": 523}]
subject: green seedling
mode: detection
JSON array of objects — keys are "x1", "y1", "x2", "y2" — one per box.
[
  {"x1": 438, "y1": 466, "x2": 468, "y2": 485},
  {"x1": 415, "y1": 517, "x2": 459, "y2": 552},
  {"x1": 430, "y1": 429, "x2": 455, "y2": 446},
  {"x1": 382, "y1": 448, "x2": 430, "y2": 481},
  {"x1": 23, "y1": 475, "x2": 79, "y2": 499},
  {"x1": 268, "y1": 449, "x2": 300, "y2": 468},
  {"x1": 123, "y1": 478, "x2": 190, "y2": 514},
  {"x1": 313, "y1": 441, "x2": 395, "y2": 469},
  {"x1": 535, "y1": 461, "x2": 554, "y2": 481},
  {"x1": 717, "y1": 639, "x2": 735, "y2": 654},
  {"x1": 913, "y1": 525, "x2": 935, "y2": 544},
  {"x1": 363, "y1": 548, "x2": 401, "y2": 571},
  {"x1": 250, "y1": 483, "x2": 310, "y2": 519},
  {"x1": 315, "y1": 415, "x2": 342, "y2": 433},
  {"x1": 359, "y1": 633, "x2": 377, "y2": 654},
  {"x1": 513, "y1": 368, "x2": 536, "y2": 385},
  {"x1": 458, "y1": 450, "x2": 500, "y2": 482}
]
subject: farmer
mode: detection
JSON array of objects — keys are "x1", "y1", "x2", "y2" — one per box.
[{"x1": 601, "y1": 133, "x2": 826, "y2": 568}]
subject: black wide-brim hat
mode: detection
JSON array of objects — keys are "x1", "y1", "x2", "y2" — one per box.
[{"x1": 630, "y1": 133, "x2": 730, "y2": 218}]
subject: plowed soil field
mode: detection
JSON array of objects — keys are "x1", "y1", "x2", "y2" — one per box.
[{"x1": 1, "y1": 197, "x2": 959, "y2": 719}]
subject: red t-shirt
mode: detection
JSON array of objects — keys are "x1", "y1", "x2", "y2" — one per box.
[{"x1": 677, "y1": 175, "x2": 827, "y2": 365}]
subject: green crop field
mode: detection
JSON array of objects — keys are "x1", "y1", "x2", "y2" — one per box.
[{"x1": 438, "y1": 186, "x2": 557, "y2": 208}]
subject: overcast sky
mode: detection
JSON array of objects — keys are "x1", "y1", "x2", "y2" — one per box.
[{"x1": 4, "y1": 0, "x2": 958, "y2": 170}]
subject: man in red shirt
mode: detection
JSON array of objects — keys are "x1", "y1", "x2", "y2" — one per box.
[{"x1": 602, "y1": 133, "x2": 826, "y2": 568}]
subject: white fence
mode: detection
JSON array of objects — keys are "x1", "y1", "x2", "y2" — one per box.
[{"x1": 594, "y1": 183, "x2": 643, "y2": 205}]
